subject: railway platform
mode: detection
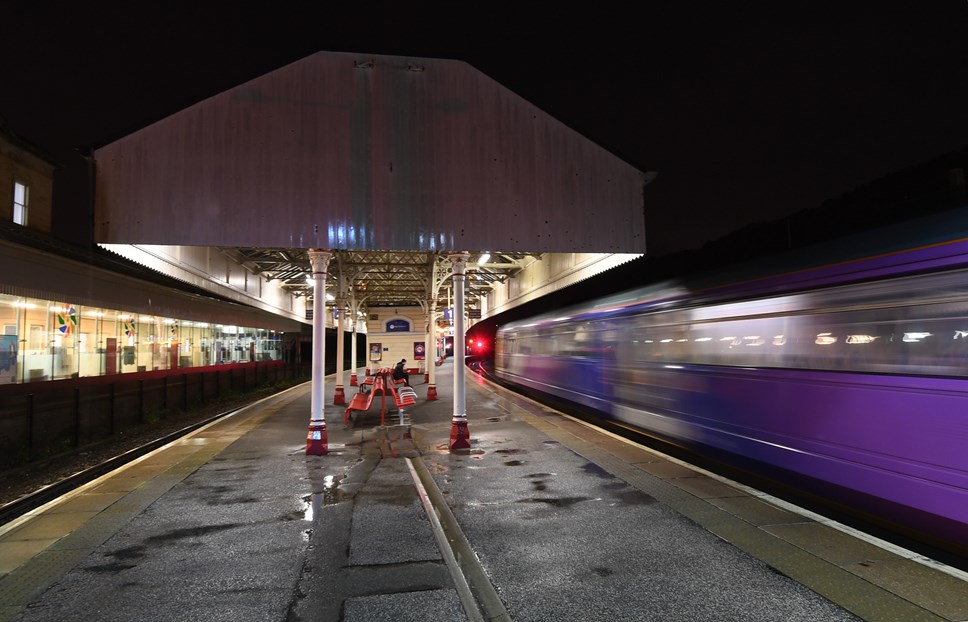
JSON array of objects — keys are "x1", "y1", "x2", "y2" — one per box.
[{"x1": 1, "y1": 360, "x2": 966, "y2": 621}]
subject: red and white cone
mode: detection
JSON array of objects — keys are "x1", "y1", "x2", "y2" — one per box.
[
  {"x1": 306, "y1": 422, "x2": 328, "y2": 455},
  {"x1": 449, "y1": 415, "x2": 470, "y2": 450},
  {"x1": 426, "y1": 385, "x2": 438, "y2": 400},
  {"x1": 333, "y1": 386, "x2": 346, "y2": 405}
]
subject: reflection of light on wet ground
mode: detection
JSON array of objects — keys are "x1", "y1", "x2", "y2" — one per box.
[
  {"x1": 291, "y1": 443, "x2": 347, "y2": 456},
  {"x1": 302, "y1": 493, "x2": 321, "y2": 521},
  {"x1": 178, "y1": 438, "x2": 211, "y2": 445},
  {"x1": 435, "y1": 443, "x2": 485, "y2": 455},
  {"x1": 303, "y1": 475, "x2": 344, "y2": 521}
]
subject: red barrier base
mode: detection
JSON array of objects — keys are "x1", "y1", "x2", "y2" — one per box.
[
  {"x1": 350, "y1": 374, "x2": 358, "y2": 387},
  {"x1": 424, "y1": 373, "x2": 430, "y2": 383},
  {"x1": 306, "y1": 423, "x2": 328, "y2": 455},
  {"x1": 365, "y1": 368, "x2": 371, "y2": 376},
  {"x1": 449, "y1": 418, "x2": 470, "y2": 450},
  {"x1": 426, "y1": 385, "x2": 438, "y2": 400},
  {"x1": 333, "y1": 386, "x2": 346, "y2": 405}
]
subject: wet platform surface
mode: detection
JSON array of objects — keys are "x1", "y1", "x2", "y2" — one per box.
[{"x1": 1, "y1": 361, "x2": 966, "y2": 621}]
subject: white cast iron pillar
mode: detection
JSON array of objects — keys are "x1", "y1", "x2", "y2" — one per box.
[
  {"x1": 307, "y1": 249, "x2": 332, "y2": 455},
  {"x1": 426, "y1": 299, "x2": 438, "y2": 399},
  {"x1": 349, "y1": 295, "x2": 359, "y2": 387},
  {"x1": 448, "y1": 252, "x2": 470, "y2": 449},
  {"x1": 334, "y1": 299, "x2": 346, "y2": 405},
  {"x1": 333, "y1": 264, "x2": 347, "y2": 404}
]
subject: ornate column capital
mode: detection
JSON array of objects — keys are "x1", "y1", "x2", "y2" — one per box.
[
  {"x1": 308, "y1": 249, "x2": 333, "y2": 275},
  {"x1": 448, "y1": 251, "x2": 470, "y2": 275}
]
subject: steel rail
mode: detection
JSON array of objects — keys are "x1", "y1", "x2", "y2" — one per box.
[{"x1": 0, "y1": 406, "x2": 244, "y2": 527}]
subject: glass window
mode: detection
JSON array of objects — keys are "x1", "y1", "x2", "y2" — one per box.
[{"x1": 13, "y1": 182, "x2": 28, "y2": 226}]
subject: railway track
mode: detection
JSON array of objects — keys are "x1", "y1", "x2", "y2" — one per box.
[{"x1": 0, "y1": 406, "x2": 244, "y2": 528}]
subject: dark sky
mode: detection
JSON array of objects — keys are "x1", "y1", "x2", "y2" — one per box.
[{"x1": 3, "y1": 2, "x2": 968, "y2": 255}]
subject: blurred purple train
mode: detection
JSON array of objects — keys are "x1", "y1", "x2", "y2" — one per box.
[{"x1": 495, "y1": 234, "x2": 968, "y2": 560}]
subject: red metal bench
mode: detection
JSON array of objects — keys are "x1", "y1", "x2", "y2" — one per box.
[{"x1": 344, "y1": 369, "x2": 415, "y2": 427}]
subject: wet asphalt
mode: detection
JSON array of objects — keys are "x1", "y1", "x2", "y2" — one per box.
[{"x1": 0, "y1": 361, "x2": 881, "y2": 621}]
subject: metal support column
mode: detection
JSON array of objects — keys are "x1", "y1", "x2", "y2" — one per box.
[
  {"x1": 307, "y1": 249, "x2": 332, "y2": 455},
  {"x1": 426, "y1": 299, "x2": 438, "y2": 400},
  {"x1": 349, "y1": 295, "x2": 359, "y2": 387},
  {"x1": 334, "y1": 299, "x2": 346, "y2": 405},
  {"x1": 448, "y1": 252, "x2": 470, "y2": 449},
  {"x1": 333, "y1": 265, "x2": 347, "y2": 405}
]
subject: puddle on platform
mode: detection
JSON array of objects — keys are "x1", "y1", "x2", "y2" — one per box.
[
  {"x1": 582, "y1": 462, "x2": 613, "y2": 478},
  {"x1": 435, "y1": 443, "x2": 486, "y2": 457},
  {"x1": 178, "y1": 437, "x2": 211, "y2": 445},
  {"x1": 504, "y1": 460, "x2": 525, "y2": 466},
  {"x1": 290, "y1": 442, "x2": 347, "y2": 457},
  {"x1": 516, "y1": 496, "x2": 595, "y2": 508},
  {"x1": 302, "y1": 474, "x2": 344, "y2": 520},
  {"x1": 495, "y1": 448, "x2": 527, "y2": 455},
  {"x1": 302, "y1": 495, "x2": 320, "y2": 521},
  {"x1": 614, "y1": 489, "x2": 657, "y2": 505}
]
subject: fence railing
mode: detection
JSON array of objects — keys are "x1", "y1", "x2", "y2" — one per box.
[{"x1": 0, "y1": 361, "x2": 307, "y2": 468}]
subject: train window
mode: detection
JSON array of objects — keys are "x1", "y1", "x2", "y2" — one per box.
[
  {"x1": 498, "y1": 267, "x2": 968, "y2": 378},
  {"x1": 620, "y1": 297, "x2": 968, "y2": 377}
]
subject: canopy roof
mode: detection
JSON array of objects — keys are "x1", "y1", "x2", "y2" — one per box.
[{"x1": 94, "y1": 51, "x2": 648, "y2": 254}]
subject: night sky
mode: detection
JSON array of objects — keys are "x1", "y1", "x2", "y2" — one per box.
[{"x1": 3, "y1": 2, "x2": 968, "y2": 255}]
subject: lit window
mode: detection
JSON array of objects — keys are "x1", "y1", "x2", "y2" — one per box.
[{"x1": 13, "y1": 182, "x2": 28, "y2": 226}]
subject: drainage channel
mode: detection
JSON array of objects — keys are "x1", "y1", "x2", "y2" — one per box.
[{"x1": 405, "y1": 456, "x2": 512, "y2": 622}]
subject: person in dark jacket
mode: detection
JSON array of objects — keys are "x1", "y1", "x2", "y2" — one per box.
[{"x1": 393, "y1": 359, "x2": 410, "y2": 386}]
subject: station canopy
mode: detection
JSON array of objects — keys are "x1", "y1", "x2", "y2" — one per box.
[{"x1": 94, "y1": 51, "x2": 649, "y2": 310}]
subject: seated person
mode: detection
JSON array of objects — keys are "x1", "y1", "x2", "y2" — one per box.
[{"x1": 392, "y1": 359, "x2": 410, "y2": 386}]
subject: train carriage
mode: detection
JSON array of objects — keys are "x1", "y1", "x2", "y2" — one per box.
[{"x1": 495, "y1": 231, "x2": 968, "y2": 560}]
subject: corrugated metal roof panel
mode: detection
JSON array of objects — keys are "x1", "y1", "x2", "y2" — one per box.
[{"x1": 95, "y1": 51, "x2": 647, "y2": 253}]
